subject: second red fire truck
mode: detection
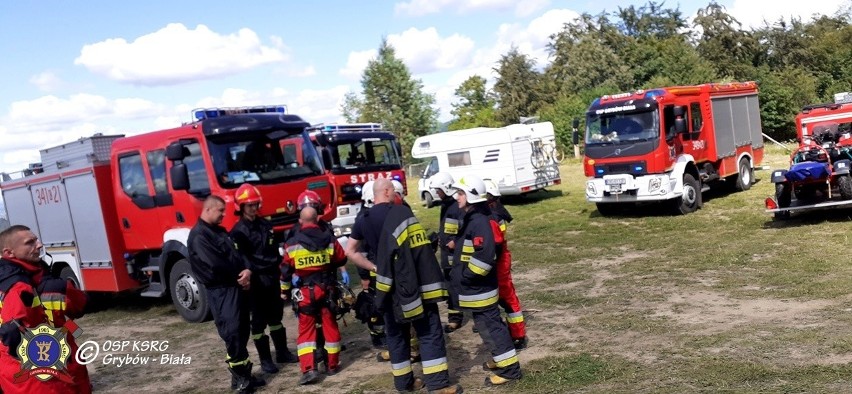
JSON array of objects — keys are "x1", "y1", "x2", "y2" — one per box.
[{"x1": 579, "y1": 81, "x2": 765, "y2": 215}]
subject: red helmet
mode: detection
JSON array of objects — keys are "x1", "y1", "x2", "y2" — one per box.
[
  {"x1": 297, "y1": 190, "x2": 324, "y2": 213},
  {"x1": 235, "y1": 184, "x2": 262, "y2": 210}
]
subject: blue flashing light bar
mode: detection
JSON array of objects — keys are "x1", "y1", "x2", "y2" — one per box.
[
  {"x1": 310, "y1": 123, "x2": 384, "y2": 133},
  {"x1": 643, "y1": 89, "x2": 665, "y2": 100},
  {"x1": 192, "y1": 105, "x2": 287, "y2": 120}
]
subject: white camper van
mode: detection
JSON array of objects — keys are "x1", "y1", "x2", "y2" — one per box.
[{"x1": 412, "y1": 122, "x2": 562, "y2": 206}]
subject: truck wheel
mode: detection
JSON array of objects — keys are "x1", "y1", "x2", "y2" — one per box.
[
  {"x1": 60, "y1": 266, "x2": 81, "y2": 289},
  {"x1": 775, "y1": 183, "x2": 792, "y2": 220},
  {"x1": 595, "y1": 203, "x2": 619, "y2": 217},
  {"x1": 734, "y1": 157, "x2": 753, "y2": 191},
  {"x1": 169, "y1": 259, "x2": 210, "y2": 323},
  {"x1": 422, "y1": 191, "x2": 434, "y2": 207},
  {"x1": 673, "y1": 173, "x2": 701, "y2": 215},
  {"x1": 839, "y1": 175, "x2": 852, "y2": 200}
]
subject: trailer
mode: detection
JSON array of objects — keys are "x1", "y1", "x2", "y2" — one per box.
[{"x1": 411, "y1": 122, "x2": 561, "y2": 207}]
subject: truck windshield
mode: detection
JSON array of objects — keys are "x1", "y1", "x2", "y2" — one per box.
[
  {"x1": 329, "y1": 138, "x2": 401, "y2": 174},
  {"x1": 207, "y1": 131, "x2": 323, "y2": 187},
  {"x1": 586, "y1": 110, "x2": 659, "y2": 145}
]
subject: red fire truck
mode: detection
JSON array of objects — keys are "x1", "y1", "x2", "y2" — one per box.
[
  {"x1": 578, "y1": 82, "x2": 764, "y2": 215},
  {"x1": 306, "y1": 123, "x2": 405, "y2": 237},
  {"x1": 0, "y1": 105, "x2": 334, "y2": 322}
]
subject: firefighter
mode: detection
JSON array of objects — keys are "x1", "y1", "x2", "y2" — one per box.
[
  {"x1": 352, "y1": 179, "x2": 462, "y2": 394},
  {"x1": 283, "y1": 191, "x2": 350, "y2": 287},
  {"x1": 428, "y1": 171, "x2": 464, "y2": 333},
  {"x1": 483, "y1": 179, "x2": 527, "y2": 349},
  {"x1": 450, "y1": 175, "x2": 522, "y2": 387},
  {"x1": 0, "y1": 225, "x2": 81, "y2": 394},
  {"x1": 230, "y1": 184, "x2": 298, "y2": 375},
  {"x1": 351, "y1": 181, "x2": 387, "y2": 349},
  {"x1": 188, "y1": 196, "x2": 264, "y2": 393},
  {"x1": 280, "y1": 206, "x2": 347, "y2": 385}
]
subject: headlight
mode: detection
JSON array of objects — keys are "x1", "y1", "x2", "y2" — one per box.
[
  {"x1": 333, "y1": 227, "x2": 343, "y2": 237},
  {"x1": 586, "y1": 182, "x2": 597, "y2": 195},
  {"x1": 648, "y1": 177, "x2": 662, "y2": 193}
]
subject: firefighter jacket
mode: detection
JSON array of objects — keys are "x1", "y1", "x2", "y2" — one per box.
[
  {"x1": 283, "y1": 219, "x2": 333, "y2": 243},
  {"x1": 489, "y1": 200, "x2": 513, "y2": 234},
  {"x1": 230, "y1": 216, "x2": 281, "y2": 277},
  {"x1": 281, "y1": 223, "x2": 346, "y2": 286},
  {"x1": 374, "y1": 205, "x2": 447, "y2": 323},
  {"x1": 450, "y1": 204, "x2": 503, "y2": 311},
  {"x1": 187, "y1": 219, "x2": 249, "y2": 289},
  {"x1": 438, "y1": 196, "x2": 460, "y2": 270},
  {"x1": 0, "y1": 257, "x2": 77, "y2": 393}
]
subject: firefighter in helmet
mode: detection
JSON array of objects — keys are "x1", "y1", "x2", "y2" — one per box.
[
  {"x1": 280, "y1": 206, "x2": 348, "y2": 385},
  {"x1": 428, "y1": 171, "x2": 464, "y2": 332},
  {"x1": 483, "y1": 179, "x2": 527, "y2": 349},
  {"x1": 283, "y1": 190, "x2": 350, "y2": 287},
  {"x1": 229, "y1": 184, "x2": 298, "y2": 376},
  {"x1": 450, "y1": 175, "x2": 522, "y2": 386}
]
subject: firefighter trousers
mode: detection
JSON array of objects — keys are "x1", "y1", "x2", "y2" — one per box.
[
  {"x1": 473, "y1": 305, "x2": 522, "y2": 380},
  {"x1": 295, "y1": 285, "x2": 341, "y2": 373},
  {"x1": 384, "y1": 303, "x2": 450, "y2": 391},
  {"x1": 496, "y1": 249, "x2": 525, "y2": 340},
  {"x1": 207, "y1": 286, "x2": 251, "y2": 366},
  {"x1": 443, "y1": 268, "x2": 463, "y2": 327},
  {"x1": 249, "y1": 273, "x2": 286, "y2": 337}
]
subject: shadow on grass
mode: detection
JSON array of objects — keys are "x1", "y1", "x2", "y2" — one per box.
[
  {"x1": 84, "y1": 291, "x2": 173, "y2": 315},
  {"x1": 762, "y1": 206, "x2": 852, "y2": 229},
  {"x1": 503, "y1": 189, "x2": 564, "y2": 206}
]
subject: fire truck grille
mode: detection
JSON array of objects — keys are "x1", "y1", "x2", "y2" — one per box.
[{"x1": 268, "y1": 212, "x2": 299, "y2": 228}]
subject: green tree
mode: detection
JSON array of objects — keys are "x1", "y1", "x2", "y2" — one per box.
[
  {"x1": 347, "y1": 38, "x2": 438, "y2": 162},
  {"x1": 755, "y1": 66, "x2": 819, "y2": 140},
  {"x1": 340, "y1": 91, "x2": 361, "y2": 123},
  {"x1": 447, "y1": 75, "x2": 500, "y2": 130},
  {"x1": 492, "y1": 47, "x2": 542, "y2": 125},
  {"x1": 692, "y1": 2, "x2": 759, "y2": 81}
]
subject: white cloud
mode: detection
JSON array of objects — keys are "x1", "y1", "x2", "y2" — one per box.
[
  {"x1": 74, "y1": 23, "x2": 287, "y2": 86},
  {"x1": 395, "y1": 0, "x2": 551, "y2": 17},
  {"x1": 727, "y1": 0, "x2": 849, "y2": 28},
  {"x1": 388, "y1": 28, "x2": 476, "y2": 74},
  {"x1": 339, "y1": 49, "x2": 376, "y2": 80},
  {"x1": 29, "y1": 72, "x2": 62, "y2": 92},
  {"x1": 289, "y1": 66, "x2": 316, "y2": 77}
]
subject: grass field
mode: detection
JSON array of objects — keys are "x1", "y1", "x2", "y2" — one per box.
[
  {"x1": 83, "y1": 145, "x2": 852, "y2": 393},
  {"x1": 411, "y1": 144, "x2": 852, "y2": 393}
]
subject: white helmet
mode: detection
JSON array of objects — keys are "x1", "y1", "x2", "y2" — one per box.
[
  {"x1": 391, "y1": 179, "x2": 405, "y2": 196},
  {"x1": 483, "y1": 179, "x2": 501, "y2": 197},
  {"x1": 452, "y1": 175, "x2": 487, "y2": 204},
  {"x1": 361, "y1": 180, "x2": 375, "y2": 207},
  {"x1": 428, "y1": 172, "x2": 454, "y2": 195}
]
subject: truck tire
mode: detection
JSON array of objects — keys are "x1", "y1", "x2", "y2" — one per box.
[
  {"x1": 422, "y1": 191, "x2": 434, "y2": 207},
  {"x1": 60, "y1": 266, "x2": 81, "y2": 289},
  {"x1": 839, "y1": 175, "x2": 852, "y2": 200},
  {"x1": 775, "y1": 183, "x2": 792, "y2": 220},
  {"x1": 734, "y1": 157, "x2": 753, "y2": 191},
  {"x1": 673, "y1": 173, "x2": 701, "y2": 215},
  {"x1": 595, "y1": 203, "x2": 619, "y2": 216},
  {"x1": 169, "y1": 259, "x2": 210, "y2": 323}
]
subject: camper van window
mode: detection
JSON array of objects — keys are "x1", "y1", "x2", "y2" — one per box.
[{"x1": 448, "y1": 152, "x2": 471, "y2": 167}]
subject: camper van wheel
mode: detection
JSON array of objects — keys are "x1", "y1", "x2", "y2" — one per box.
[
  {"x1": 734, "y1": 158, "x2": 753, "y2": 191},
  {"x1": 422, "y1": 191, "x2": 434, "y2": 207},
  {"x1": 839, "y1": 175, "x2": 852, "y2": 200},
  {"x1": 169, "y1": 259, "x2": 211, "y2": 323},
  {"x1": 673, "y1": 173, "x2": 701, "y2": 215},
  {"x1": 60, "y1": 266, "x2": 81, "y2": 289}
]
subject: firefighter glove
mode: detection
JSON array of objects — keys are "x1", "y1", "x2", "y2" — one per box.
[
  {"x1": 340, "y1": 270, "x2": 350, "y2": 286},
  {"x1": 0, "y1": 321, "x2": 22, "y2": 358}
]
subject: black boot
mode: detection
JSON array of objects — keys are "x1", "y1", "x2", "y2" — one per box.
[
  {"x1": 254, "y1": 335, "x2": 279, "y2": 374},
  {"x1": 270, "y1": 328, "x2": 299, "y2": 363}
]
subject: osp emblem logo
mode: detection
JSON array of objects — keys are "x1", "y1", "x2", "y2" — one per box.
[{"x1": 14, "y1": 323, "x2": 72, "y2": 383}]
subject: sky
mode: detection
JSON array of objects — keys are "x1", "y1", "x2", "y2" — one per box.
[{"x1": 0, "y1": 0, "x2": 849, "y2": 181}]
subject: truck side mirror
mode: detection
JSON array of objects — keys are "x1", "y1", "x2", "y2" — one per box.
[
  {"x1": 166, "y1": 142, "x2": 187, "y2": 161},
  {"x1": 170, "y1": 163, "x2": 189, "y2": 190},
  {"x1": 321, "y1": 149, "x2": 333, "y2": 171},
  {"x1": 673, "y1": 106, "x2": 685, "y2": 118},
  {"x1": 674, "y1": 118, "x2": 687, "y2": 134}
]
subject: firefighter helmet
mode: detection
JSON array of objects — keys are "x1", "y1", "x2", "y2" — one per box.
[
  {"x1": 331, "y1": 281, "x2": 356, "y2": 320},
  {"x1": 483, "y1": 179, "x2": 501, "y2": 197},
  {"x1": 391, "y1": 179, "x2": 405, "y2": 195},
  {"x1": 361, "y1": 180, "x2": 375, "y2": 208},
  {"x1": 297, "y1": 190, "x2": 324, "y2": 214},
  {"x1": 452, "y1": 175, "x2": 487, "y2": 204},
  {"x1": 428, "y1": 172, "x2": 454, "y2": 195},
  {"x1": 234, "y1": 184, "x2": 262, "y2": 210}
]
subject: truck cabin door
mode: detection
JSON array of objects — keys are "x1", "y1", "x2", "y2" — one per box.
[
  {"x1": 115, "y1": 150, "x2": 169, "y2": 250},
  {"x1": 166, "y1": 140, "x2": 212, "y2": 229}
]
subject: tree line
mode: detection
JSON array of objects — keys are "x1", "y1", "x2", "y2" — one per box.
[{"x1": 342, "y1": 1, "x2": 852, "y2": 161}]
